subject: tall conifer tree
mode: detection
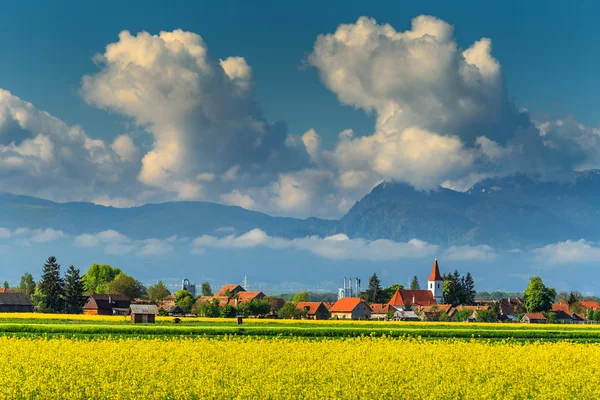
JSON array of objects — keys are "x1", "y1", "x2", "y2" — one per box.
[
  {"x1": 63, "y1": 266, "x2": 85, "y2": 314},
  {"x1": 39, "y1": 256, "x2": 63, "y2": 312}
]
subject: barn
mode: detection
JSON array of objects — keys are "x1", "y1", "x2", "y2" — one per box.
[
  {"x1": 0, "y1": 292, "x2": 33, "y2": 312},
  {"x1": 82, "y1": 294, "x2": 131, "y2": 315},
  {"x1": 130, "y1": 304, "x2": 157, "y2": 324}
]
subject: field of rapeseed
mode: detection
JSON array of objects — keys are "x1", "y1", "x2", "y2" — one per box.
[{"x1": 1, "y1": 335, "x2": 599, "y2": 399}]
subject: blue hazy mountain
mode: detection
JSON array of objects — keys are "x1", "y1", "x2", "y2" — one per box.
[{"x1": 2, "y1": 170, "x2": 600, "y2": 247}]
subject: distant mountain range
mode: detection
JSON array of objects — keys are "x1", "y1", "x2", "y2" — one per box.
[{"x1": 3, "y1": 170, "x2": 600, "y2": 248}]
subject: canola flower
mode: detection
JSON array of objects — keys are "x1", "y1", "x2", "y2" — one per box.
[
  {"x1": 0, "y1": 335, "x2": 599, "y2": 399},
  {"x1": 2, "y1": 312, "x2": 600, "y2": 329}
]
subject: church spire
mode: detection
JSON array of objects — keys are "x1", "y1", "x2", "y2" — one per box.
[{"x1": 428, "y1": 258, "x2": 443, "y2": 281}]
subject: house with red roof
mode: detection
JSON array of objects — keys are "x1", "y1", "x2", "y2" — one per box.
[
  {"x1": 296, "y1": 302, "x2": 330, "y2": 320},
  {"x1": 330, "y1": 298, "x2": 371, "y2": 320},
  {"x1": 215, "y1": 284, "x2": 245, "y2": 297},
  {"x1": 521, "y1": 312, "x2": 547, "y2": 324},
  {"x1": 579, "y1": 301, "x2": 600, "y2": 311},
  {"x1": 370, "y1": 303, "x2": 394, "y2": 320}
]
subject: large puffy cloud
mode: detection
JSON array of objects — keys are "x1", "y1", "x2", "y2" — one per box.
[
  {"x1": 0, "y1": 90, "x2": 136, "y2": 202},
  {"x1": 308, "y1": 16, "x2": 600, "y2": 193},
  {"x1": 532, "y1": 239, "x2": 600, "y2": 264},
  {"x1": 73, "y1": 229, "x2": 175, "y2": 256},
  {"x1": 81, "y1": 29, "x2": 310, "y2": 201},
  {"x1": 192, "y1": 228, "x2": 437, "y2": 260}
]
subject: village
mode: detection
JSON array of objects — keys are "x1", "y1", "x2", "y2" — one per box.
[{"x1": 0, "y1": 259, "x2": 597, "y2": 325}]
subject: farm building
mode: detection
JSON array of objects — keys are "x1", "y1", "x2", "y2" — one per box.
[
  {"x1": 296, "y1": 302, "x2": 331, "y2": 320},
  {"x1": 329, "y1": 298, "x2": 371, "y2": 320},
  {"x1": 82, "y1": 294, "x2": 131, "y2": 315},
  {"x1": 370, "y1": 303, "x2": 393, "y2": 320},
  {"x1": 197, "y1": 284, "x2": 266, "y2": 309},
  {"x1": 392, "y1": 308, "x2": 420, "y2": 321},
  {"x1": 0, "y1": 292, "x2": 33, "y2": 312},
  {"x1": 215, "y1": 284, "x2": 245, "y2": 297},
  {"x1": 129, "y1": 304, "x2": 157, "y2": 323},
  {"x1": 521, "y1": 313, "x2": 547, "y2": 324}
]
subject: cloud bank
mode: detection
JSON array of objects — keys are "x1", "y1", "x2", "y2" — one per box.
[
  {"x1": 1, "y1": 16, "x2": 599, "y2": 218},
  {"x1": 192, "y1": 228, "x2": 438, "y2": 260}
]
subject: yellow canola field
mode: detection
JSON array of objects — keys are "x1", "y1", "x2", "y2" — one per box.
[
  {"x1": 2, "y1": 312, "x2": 600, "y2": 329},
  {"x1": 1, "y1": 335, "x2": 599, "y2": 399}
]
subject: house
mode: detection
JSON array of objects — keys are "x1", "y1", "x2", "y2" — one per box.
[
  {"x1": 0, "y1": 292, "x2": 33, "y2": 312},
  {"x1": 129, "y1": 304, "x2": 157, "y2": 323},
  {"x1": 392, "y1": 308, "x2": 420, "y2": 321},
  {"x1": 82, "y1": 294, "x2": 131, "y2": 315},
  {"x1": 453, "y1": 305, "x2": 492, "y2": 321},
  {"x1": 420, "y1": 304, "x2": 454, "y2": 321},
  {"x1": 164, "y1": 305, "x2": 183, "y2": 316},
  {"x1": 370, "y1": 303, "x2": 393, "y2": 320},
  {"x1": 237, "y1": 291, "x2": 265, "y2": 303},
  {"x1": 329, "y1": 298, "x2": 371, "y2": 320},
  {"x1": 521, "y1": 312, "x2": 547, "y2": 324},
  {"x1": 296, "y1": 302, "x2": 331, "y2": 320},
  {"x1": 388, "y1": 289, "x2": 437, "y2": 309},
  {"x1": 552, "y1": 309, "x2": 575, "y2": 324},
  {"x1": 266, "y1": 297, "x2": 286, "y2": 318},
  {"x1": 197, "y1": 288, "x2": 266, "y2": 309},
  {"x1": 579, "y1": 301, "x2": 600, "y2": 311},
  {"x1": 498, "y1": 297, "x2": 524, "y2": 320},
  {"x1": 215, "y1": 284, "x2": 245, "y2": 297}
]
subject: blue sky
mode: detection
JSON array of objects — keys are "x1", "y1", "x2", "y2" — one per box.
[{"x1": 1, "y1": 1, "x2": 600, "y2": 291}]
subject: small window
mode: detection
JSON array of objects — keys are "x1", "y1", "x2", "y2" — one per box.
[
  {"x1": 438, "y1": 283, "x2": 440, "y2": 288},
  {"x1": 430, "y1": 283, "x2": 432, "y2": 289}
]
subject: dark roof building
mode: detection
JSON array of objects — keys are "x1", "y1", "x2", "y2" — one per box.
[
  {"x1": 82, "y1": 294, "x2": 131, "y2": 315},
  {"x1": 0, "y1": 292, "x2": 33, "y2": 312},
  {"x1": 521, "y1": 312, "x2": 547, "y2": 324},
  {"x1": 296, "y1": 302, "x2": 331, "y2": 320},
  {"x1": 129, "y1": 304, "x2": 157, "y2": 324}
]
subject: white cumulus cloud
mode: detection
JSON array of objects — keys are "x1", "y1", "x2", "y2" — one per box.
[{"x1": 191, "y1": 228, "x2": 438, "y2": 260}]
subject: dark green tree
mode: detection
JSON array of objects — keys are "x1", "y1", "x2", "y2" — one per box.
[
  {"x1": 63, "y1": 266, "x2": 85, "y2": 314},
  {"x1": 463, "y1": 272, "x2": 476, "y2": 305},
  {"x1": 3, "y1": 280, "x2": 9, "y2": 290},
  {"x1": 410, "y1": 276, "x2": 420, "y2": 290},
  {"x1": 38, "y1": 256, "x2": 63, "y2": 313},
  {"x1": 566, "y1": 291, "x2": 583, "y2": 313},
  {"x1": 201, "y1": 282, "x2": 213, "y2": 296},
  {"x1": 381, "y1": 284, "x2": 404, "y2": 303},
  {"x1": 82, "y1": 264, "x2": 122, "y2": 294},
  {"x1": 147, "y1": 281, "x2": 171, "y2": 303},
  {"x1": 523, "y1": 276, "x2": 556, "y2": 313},
  {"x1": 452, "y1": 308, "x2": 472, "y2": 322},
  {"x1": 362, "y1": 273, "x2": 382, "y2": 303},
  {"x1": 475, "y1": 308, "x2": 496, "y2": 322},
  {"x1": 196, "y1": 298, "x2": 220, "y2": 317},
  {"x1": 544, "y1": 311, "x2": 557, "y2": 324},
  {"x1": 241, "y1": 299, "x2": 271, "y2": 317},
  {"x1": 292, "y1": 291, "x2": 310, "y2": 303},
  {"x1": 277, "y1": 302, "x2": 306, "y2": 319},
  {"x1": 219, "y1": 304, "x2": 237, "y2": 318},
  {"x1": 443, "y1": 273, "x2": 460, "y2": 306},
  {"x1": 175, "y1": 289, "x2": 195, "y2": 313},
  {"x1": 106, "y1": 273, "x2": 147, "y2": 300},
  {"x1": 18, "y1": 272, "x2": 36, "y2": 297}
]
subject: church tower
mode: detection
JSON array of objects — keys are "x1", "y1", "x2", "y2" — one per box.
[{"x1": 428, "y1": 258, "x2": 444, "y2": 303}]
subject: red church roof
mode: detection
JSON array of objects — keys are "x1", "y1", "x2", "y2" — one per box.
[
  {"x1": 387, "y1": 289, "x2": 437, "y2": 307},
  {"x1": 428, "y1": 259, "x2": 443, "y2": 281}
]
